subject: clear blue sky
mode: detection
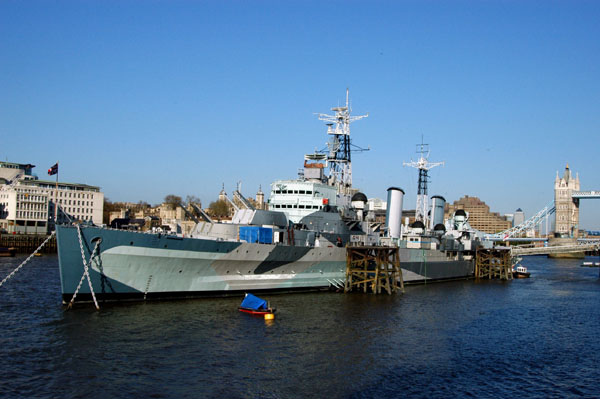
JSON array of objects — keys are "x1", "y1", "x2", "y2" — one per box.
[{"x1": 2, "y1": 1, "x2": 599, "y2": 229}]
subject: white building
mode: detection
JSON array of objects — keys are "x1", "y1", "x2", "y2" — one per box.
[
  {"x1": 513, "y1": 208, "x2": 525, "y2": 227},
  {"x1": 0, "y1": 162, "x2": 104, "y2": 234},
  {"x1": 0, "y1": 187, "x2": 49, "y2": 234},
  {"x1": 367, "y1": 198, "x2": 387, "y2": 212},
  {"x1": 365, "y1": 198, "x2": 387, "y2": 222}
]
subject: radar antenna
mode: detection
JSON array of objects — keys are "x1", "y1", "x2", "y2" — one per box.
[
  {"x1": 315, "y1": 88, "x2": 368, "y2": 192},
  {"x1": 403, "y1": 137, "x2": 444, "y2": 227}
]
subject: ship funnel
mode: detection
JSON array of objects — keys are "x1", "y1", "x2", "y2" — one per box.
[
  {"x1": 429, "y1": 195, "x2": 446, "y2": 230},
  {"x1": 385, "y1": 187, "x2": 404, "y2": 238}
]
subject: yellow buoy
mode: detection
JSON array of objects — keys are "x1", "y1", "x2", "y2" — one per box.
[{"x1": 264, "y1": 313, "x2": 275, "y2": 320}]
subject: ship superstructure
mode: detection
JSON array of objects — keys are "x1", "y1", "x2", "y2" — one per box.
[
  {"x1": 268, "y1": 180, "x2": 337, "y2": 224},
  {"x1": 268, "y1": 89, "x2": 368, "y2": 223}
]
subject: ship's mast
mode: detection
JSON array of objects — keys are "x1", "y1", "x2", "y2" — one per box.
[
  {"x1": 403, "y1": 138, "x2": 444, "y2": 227},
  {"x1": 316, "y1": 89, "x2": 368, "y2": 192}
]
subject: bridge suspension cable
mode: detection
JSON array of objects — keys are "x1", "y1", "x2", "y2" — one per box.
[{"x1": 485, "y1": 200, "x2": 556, "y2": 241}]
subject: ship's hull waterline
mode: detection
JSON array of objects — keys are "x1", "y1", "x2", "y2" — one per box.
[{"x1": 57, "y1": 225, "x2": 474, "y2": 303}]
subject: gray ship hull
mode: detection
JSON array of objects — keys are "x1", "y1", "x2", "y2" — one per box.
[{"x1": 57, "y1": 225, "x2": 474, "y2": 303}]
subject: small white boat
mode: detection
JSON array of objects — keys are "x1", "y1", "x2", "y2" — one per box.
[
  {"x1": 513, "y1": 265, "x2": 530, "y2": 278},
  {"x1": 581, "y1": 261, "x2": 600, "y2": 267}
]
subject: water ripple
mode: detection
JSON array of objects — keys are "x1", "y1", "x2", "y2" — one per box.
[{"x1": 2, "y1": 255, "x2": 600, "y2": 398}]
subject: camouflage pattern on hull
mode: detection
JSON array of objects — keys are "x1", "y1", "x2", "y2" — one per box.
[
  {"x1": 401, "y1": 260, "x2": 474, "y2": 283},
  {"x1": 398, "y1": 246, "x2": 474, "y2": 283},
  {"x1": 57, "y1": 225, "x2": 474, "y2": 303},
  {"x1": 57, "y1": 225, "x2": 347, "y2": 302}
]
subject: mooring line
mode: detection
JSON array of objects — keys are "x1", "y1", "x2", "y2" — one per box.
[
  {"x1": 0, "y1": 231, "x2": 56, "y2": 289},
  {"x1": 68, "y1": 225, "x2": 100, "y2": 310}
]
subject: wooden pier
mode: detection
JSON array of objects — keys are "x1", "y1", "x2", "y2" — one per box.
[
  {"x1": 345, "y1": 246, "x2": 404, "y2": 294},
  {"x1": 475, "y1": 247, "x2": 513, "y2": 280},
  {"x1": 0, "y1": 234, "x2": 57, "y2": 254}
]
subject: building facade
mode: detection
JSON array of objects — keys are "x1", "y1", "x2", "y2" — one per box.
[
  {"x1": 554, "y1": 164, "x2": 580, "y2": 238},
  {"x1": 0, "y1": 162, "x2": 104, "y2": 234},
  {"x1": 513, "y1": 208, "x2": 525, "y2": 227},
  {"x1": 0, "y1": 186, "x2": 49, "y2": 234},
  {"x1": 255, "y1": 186, "x2": 265, "y2": 210},
  {"x1": 445, "y1": 195, "x2": 512, "y2": 234}
]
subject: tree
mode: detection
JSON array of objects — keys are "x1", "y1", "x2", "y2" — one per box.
[
  {"x1": 185, "y1": 195, "x2": 203, "y2": 219},
  {"x1": 136, "y1": 200, "x2": 150, "y2": 209},
  {"x1": 164, "y1": 194, "x2": 182, "y2": 210},
  {"x1": 185, "y1": 195, "x2": 201, "y2": 207},
  {"x1": 209, "y1": 200, "x2": 230, "y2": 219},
  {"x1": 103, "y1": 198, "x2": 115, "y2": 225}
]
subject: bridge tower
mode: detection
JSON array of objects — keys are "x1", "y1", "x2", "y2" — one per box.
[
  {"x1": 218, "y1": 183, "x2": 227, "y2": 202},
  {"x1": 554, "y1": 164, "x2": 580, "y2": 238}
]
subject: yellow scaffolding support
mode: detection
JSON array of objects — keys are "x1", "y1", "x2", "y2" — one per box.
[
  {"x1": 475, "y1": 248, "x2": 513, "y2": 280},
  {"x1": 344, "y1": 246, "x2": 404, "y2": 294}
]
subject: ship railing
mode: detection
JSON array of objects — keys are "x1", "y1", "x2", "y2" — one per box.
[{"x1": 69, "y1": 223, "x2": 166, "y2": 236}]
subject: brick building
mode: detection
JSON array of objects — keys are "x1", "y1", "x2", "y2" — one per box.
[{"x1": 445, "y1": 195, "x2": 511, "y2": 234}]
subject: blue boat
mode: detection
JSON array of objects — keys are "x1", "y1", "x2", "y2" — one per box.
[{"x1": 238, "y1": 293, "x2": 275, "y2": 315}]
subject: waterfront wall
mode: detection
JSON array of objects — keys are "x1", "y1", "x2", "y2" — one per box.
[
  {"x1": 547, "y1": 237, "x2": 585, "y2": 259},
  {"x1": 0, "y1": 234, "x2": 56, "y2": 253}
]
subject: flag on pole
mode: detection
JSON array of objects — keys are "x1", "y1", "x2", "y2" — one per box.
[{"x1": 48, "y1": 163, "x2": 58, "y2": 176}]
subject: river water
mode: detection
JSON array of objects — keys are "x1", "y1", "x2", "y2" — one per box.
[{"x1": 1, "y1": 254, "x2": 600, "y2": 398}]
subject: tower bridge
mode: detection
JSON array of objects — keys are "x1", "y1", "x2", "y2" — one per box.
[
  {"x1": 554, "y1": 164, "x2": 599, "y2": 239},
  {"x1": 483, "y1": 164, "x2": 598, "y2": 254},
  {"x1": 572, "y1": 191, "x2": 600, "y2": 199}
]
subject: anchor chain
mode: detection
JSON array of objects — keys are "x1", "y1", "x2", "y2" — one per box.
[
  {"x1": 0, "y1": 231, "x2": 56, "y2": 289},
  {"x1": 68, "y1": 225, "x2": 100, "y2": 310}
]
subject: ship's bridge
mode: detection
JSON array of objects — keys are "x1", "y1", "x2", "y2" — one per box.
[{"x1": 268, "y1": 180, "x2": 338, "y2": 223}]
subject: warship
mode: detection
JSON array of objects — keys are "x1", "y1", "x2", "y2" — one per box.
[{"x1": 56, "y1": 92, "x2": 482, "y2": 303}]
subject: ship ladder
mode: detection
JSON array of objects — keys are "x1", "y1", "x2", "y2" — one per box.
[
  {"x1": 68, "y1": 225, "x2": 101, "y2": 310},
  {"x1": 0, "y1": 231, "x2": 56, "y2": 289}
]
